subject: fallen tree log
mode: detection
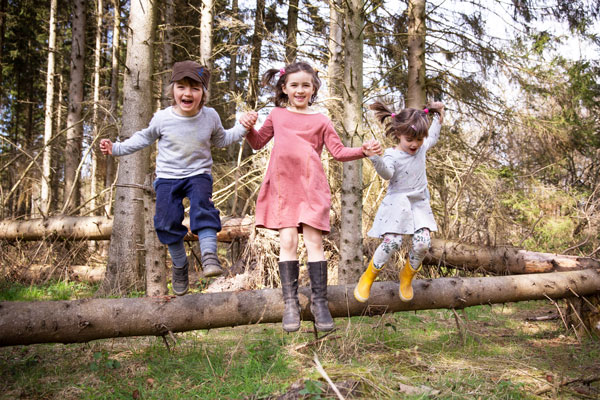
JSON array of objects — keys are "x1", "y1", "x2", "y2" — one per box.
[
  {"x1": 1, "y1": 269, "x2": 598, "y2": 347},
  {"x1": 2, "y1": 216, "x2": 597, "y2": 274},
  {"x1": 0, "y1": 215, "x2": 253, "y2": 242},
  {"x1": 426, "y1": 240, "x2": 600, "y2": 274}
]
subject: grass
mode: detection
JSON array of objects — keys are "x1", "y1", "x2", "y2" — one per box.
[{"x1": 1, "y1": 280, "x2": 599, "y2": 399}]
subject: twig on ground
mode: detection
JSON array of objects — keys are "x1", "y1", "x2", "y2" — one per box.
[
  {"x1": 535, "y1": 375, "x2": 600, "y2": 396},
  {"x1": 313, "y1": 353, "x2": 345, "y2": 400}
]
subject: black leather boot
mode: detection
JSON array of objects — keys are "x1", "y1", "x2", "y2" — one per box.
[
  {"x1": 279, "y1": 260, "x2": 301, "y2": 332},
  {"x1": 308, "y1": 261, "x2": 334, "y2": 331}
]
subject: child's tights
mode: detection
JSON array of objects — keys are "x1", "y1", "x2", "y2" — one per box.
[{"x1": 372, "y1": 228, "x2": 431, "y2": 270}]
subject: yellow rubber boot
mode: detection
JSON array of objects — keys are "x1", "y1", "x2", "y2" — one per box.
[
  {"x1": 354, "y1": 259, "x2": 381, "y2": 303},
  {"x1": 399, "y1": 259, "x2": 420, "y2": 302}
]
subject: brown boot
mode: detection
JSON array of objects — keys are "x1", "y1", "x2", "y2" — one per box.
[
  {"x1": 279, "y1": 260, "x2": 301, "y2": 332},
  {"x1": 308, "y1": 261, "x2": 334, "y2": 332}
]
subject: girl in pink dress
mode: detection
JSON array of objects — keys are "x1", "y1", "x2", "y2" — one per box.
[{"x1": 245, "y1": 61, "x2": 381, "y2": 332}]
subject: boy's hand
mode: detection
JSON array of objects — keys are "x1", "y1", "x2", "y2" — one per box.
[
  {"x1": 362, "y1": 139, "x2": 383, "y2": 157},
  {"x1": 240, "y1": 111, "x2": 258, "y2": 130},
  {"x1": 100, "y1": 139, "x2": 113, "y2": 155}
]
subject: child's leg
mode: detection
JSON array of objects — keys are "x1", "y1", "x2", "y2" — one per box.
[
  {"x1": 187, "y1": 174, "x2": 223, "y2": 277},
  {"x1": 154, "y1": 178, "x2": 189, "y2": 295},
  {"x1": 278, "y1": 227, "x2": 301, "y2": 331},
  {"x1": 373, "y1": 234, "x2": 404, "y2": 269},
  {"x1": 407, "y1": 228, "x2": 431, "y2": 269},
  {"x1": 278, "y1": 227, "x2": 299, "y2": 261},
  {"x1": 399, "y1": 228, "x2": 431, "y2": 302},
  {"x1": 303, "y1": 224, "x2": 334, "y2": 331},
  {"x1": 197, "y1": 227, "x2": 222, "y2": 277},
  {"x1": 354, "y1": 234, "x2": 403, "y2": 302},
  {"x1": 168, "y1": 240, "x2": 188, "y2": 267},
  {"x1": 168, "y1": 239, "x2": 189, "y2": 296}
]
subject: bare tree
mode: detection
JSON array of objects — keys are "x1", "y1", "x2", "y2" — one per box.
[
  {"x1": 285, "y1": 0, "x2": 299, "y2": 63},
  {"x1": 338, "y1": 0, "x2": 365, "y2": 283},
  {"x1": 105, "y1": 0, "x2": 122, "y2": 207},
  {"x1": 406, "y1": 0, "x2": 426, "y2": 107},
  {"x1": 99, "y1": 0, "x2": 157, "y2": 296},
  {"x1": 246, "y1": 0, "x2": 265, "y2": 108},
  {"x1": 63, "y1": 0, "x2": 86, "y2": 213},
  {"x1": 40, "y1": 0, "x2": 58, "y2": 216}
]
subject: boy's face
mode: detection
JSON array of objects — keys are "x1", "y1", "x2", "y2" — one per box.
[{"x1": 173, "y1": 79, "x2": 204, "y2": 116}]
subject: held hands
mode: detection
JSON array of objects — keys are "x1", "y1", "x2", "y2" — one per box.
[
  {"x1": 240, "y1": 111, "x2": 258, "y2": 130},
  {"x1": 99, "y1": 139, "x2": 113, "y2": 155},
  {"x1": 362, "y1": 139, "x2": 383, "y2": 157}
]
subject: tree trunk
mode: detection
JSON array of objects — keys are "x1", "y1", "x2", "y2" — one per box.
[
  {"x1": 144, "y1": 175, "x2": 167, "y2": 296},
  {"x1": 2, "y1": 217, "x2": 598, "y2": 274},
  {"x1": 63, "y1": 0, "x2": 86, "y2": 213},
  {"x1": 161, "y1": 0, "x2": 174, "y2": 109},
  {"x1": 105, "y1": 0, "x2": 121, "y2": 212},
  {"x1": 90, "y1": 0, "x2": 104, "y2": 215},
  {"x1": 0, "y1": 216, "x2": 253, "y2": 242},
  {"x1": 40, "y1": 0, "x2": 58, "y2": 216},
  {"x1": 338, "y1": 0, "x2": 365, "y2": 284},
  {"x1": 99, "y1": 0, "x2": 156, "y2": 296},
  {"x1": 426, "y1": 239, "x2": 600, "y2": 273},
  {"x1": 285, "y1": 0, "x2": 299, "y2": 63},
  {"x1": 406, "y1": 0, "x2": 426, "y2": 107},
  {"x1": 246, "y1": 0, "x2": 265, "y2": 108},
  {"x1": 325, "y1": 0, "x2": 344, "y2": 182},
  {"x1": 1, "y1": 269, "x2": 598, "y2": 347},
  {"x1": 199, "y1": 0, "x2": 213, "y2": 72}
]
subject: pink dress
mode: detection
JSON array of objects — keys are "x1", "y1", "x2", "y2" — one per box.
[{"x1": 247, "y1": 107, "x2": 365, "y2": 233}]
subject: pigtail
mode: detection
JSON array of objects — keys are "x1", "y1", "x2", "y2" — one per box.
[
  {"x1": 261, "y1": 69, "x2": 281, "y2": 90},
  {"x1": 370, "y1": 102, "x2": 402, "y2": 139}
]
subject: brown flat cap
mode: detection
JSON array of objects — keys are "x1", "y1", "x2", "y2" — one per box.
[{"x1": 170, "y1": 60, "x2": 210, "y2": 88}]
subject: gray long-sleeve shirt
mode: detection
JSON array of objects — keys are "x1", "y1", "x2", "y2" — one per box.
[{"x1": 112, "y1": 106, "x2": 247, "y2": 179}]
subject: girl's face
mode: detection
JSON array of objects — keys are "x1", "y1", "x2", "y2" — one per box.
[
  {"x1": 173, "y1": 79, "x2": 204, "y2": 116},
  {"x1": 282, "y1": 71, "x2": 316, "y2": 110},
  {"x1": 397, "y1": 134, "x2": 425, "y2": 155}
]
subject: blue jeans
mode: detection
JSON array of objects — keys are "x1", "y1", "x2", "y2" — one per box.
[{"x1": 153, "y1": 174, "x2": 221, "y2": 245}]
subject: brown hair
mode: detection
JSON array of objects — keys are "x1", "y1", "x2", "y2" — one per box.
[
  {"x1": 262, "y1": 61, "x2": 321, "y2": 107},
  {"x1": 370, "y1": 102, "x2": 443, "y2": 141},
  {"x1": 166, "y1": 77, "x2": 209, "y2": 109}
]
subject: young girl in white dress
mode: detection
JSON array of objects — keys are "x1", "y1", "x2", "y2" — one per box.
[{"x1": 354, "y1": 101, "x2": 445, "y2": 303}]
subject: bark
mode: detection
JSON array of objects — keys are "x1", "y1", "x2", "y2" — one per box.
[
  {"x1": 90, "y1": 0, "x2": 103, "y2": 214},
  {"x1": 1, "y1": 269, "x2": 598, "y2": 347},
  {"x1": 143, "y1": 175, "x2": 167, "y2": 296},
  {"x1": 40, "y1": 0, "x2": 58, "y2": 215},
  {"x1": 199, "y1": 0, "x2": 213, "y2": 72},
  {"x1": 63, "y1": 0, "x2": 86, "y2": 213},
  {"x1": 426, "y1": 239, "x2": 600, "y2": 274},
  {"x1": 338, "y1": 0, "x2": 365, "y2": 284},
  {"x1": 105, "y1": 0, "x2": 121, "y2": 210},
  {"x1": 161, "y1": 0, "x2": 174, "y2": 109},
  {"x1": 1, "y1": 217, "x2": 598, "y2": 274},
  {"x1": 100, "y1": 0, "x2": 156, "y2": 296},
  {"x1": 0, "y1": 216, "x2": 253, "y2": 242},
  {"x1": 406, "y1": 0, "x2": 426, "y2": 107},
  {"x1": 246, "y1": 0, "x2": 265, "y2": 108},
  {"x1": 285, "y1": 0, "x2": 299, "y2": 63}
]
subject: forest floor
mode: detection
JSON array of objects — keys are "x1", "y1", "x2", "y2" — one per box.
[{"x1": 1, "y1": 286, "x2": 599, "y2": 400}]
